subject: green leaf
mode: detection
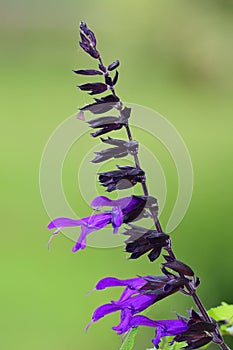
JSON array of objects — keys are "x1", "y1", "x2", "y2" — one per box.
[
  {"x1": 120, "y1": 327, "x2": 138, "y2": 350},
  {"x1": 208, "y1": 302, "x2": 233, "y2": 337},
  {"x1": 208, "y1": 302, "x2": 233, "y2": 322}
]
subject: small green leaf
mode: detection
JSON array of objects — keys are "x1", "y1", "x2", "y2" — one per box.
[
  {"x1": 208, "y1": 302, "x2": 233, "y2": 337},
  {"x1": 208, "y1": 302, "x2": 233, "y2": 322},
  {"x1": 120, "y1": 327, "x2": 138, "y2": 350}
]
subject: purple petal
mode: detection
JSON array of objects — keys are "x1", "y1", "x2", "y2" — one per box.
[
  {"x1": 112, "y1": 309, "x2": 132, "y2": 334},
  {"x1": 48, "y1": 213, "x2": 112, "y2": 253},
  {"x1": 92, "y1": 303, "x2": 121, "y2": 322},
  {"x1": 90, "y1": 196, "x2": 133, "y2": 210},
  {"x1": 111, "y1": 206, "x2": 123, "y2": 233},
  {"x1": 96, "y1": 276, "x2": 146, "y2": 290},
  {"x1": 71, "y1": 213, "x2": 112, "y2": 252},
  {"x1": 47, "y1": 217, "x2": 83, "y2": 230},
  {"x1": 126, "y1": 315, "x2": 188, "y2": 348},
  {"x1": 73, "y1": 69, "x2": 102, "y2": 76},
  {"x1": 116, "y1": 293, "x2": 157, "y2": 313}
]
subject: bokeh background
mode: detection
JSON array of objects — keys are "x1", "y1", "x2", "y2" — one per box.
[{"x1": 1, "y1": 0, "x2": 233, "y2": 349}]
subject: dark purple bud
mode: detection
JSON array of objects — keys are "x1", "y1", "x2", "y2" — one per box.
[
  {"x1": 92, "y1": 137, "x2": 138, "y2": 163},
  {"x1": 87, "y1": 115, "x2": 126, "y2": 138},
  {"x1": 173, "y1": 309, "x2": 216, "y2": 349},
  {"x1": 112, "y1": 70, "x2": 119, "y2": 85},
  {"x1": 183, "y1": 336, "x2": 213, "y2": 350},
  {"x1": 108, "y1": 59, "x2": 120, "y2": 71},
  {"x1": 123, "y1": 224, "x2": 169, "y2": 261},
  {"x1": 80, "y1": 21, "x2": 97, "y2": 46},
  {"x1": 98, "y1": 165, "x2": 145, "y2": 192},
  {"x1": 80, "y1": 94, "x2": 119, "y2": 114},
  {"x1": 91, "y1": 148, "x2": 128, "y2": 163},
  {"x1": 122, "y1": 195, "x2": 152, "y2": 223},
  {"x1": 91, "y1": 138, "x2": 138, "y2": 163},
  {"x1": 162, "y1": 256, "x2": 194, "y2": 276},
  {"x1": 91, "y1": 124, "x2": 123, "y2": 137},
  {"x1": 87, "y1": 116, "x2": 118, "y2": 128},
  {"x1": 163, "y1": 277, "x2": 188, "y2": 293},
  {"x1": 100, "y1": 136, "x2": 127, "y2": 146},
  {"x1": 78, "y1": 82, "x2": 107, "y2": 95},
  {"x1": 73, "y1": 69, "x2": 102, "y2": 75},
  {"x1": 79, "y1": 24, "x2": 99, "y2": 59},
  {"x1": 79, "y1": 42, "x2": 100, "y2": 58}
]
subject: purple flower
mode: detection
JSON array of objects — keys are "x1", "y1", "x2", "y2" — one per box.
[
  {"x1": 47, "y1": 195, "x2": 155, "y2": 252},
  {"x1": 88, "y1": 274, "x2": 189, "y2": 335},
  {"x1": 125, "y1": 315, "x2": 188, "y2": 348}
]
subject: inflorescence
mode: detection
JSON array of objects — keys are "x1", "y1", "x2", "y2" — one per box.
[{"x1": 47, "y1": 22, "x2": 230, "y2": 350}]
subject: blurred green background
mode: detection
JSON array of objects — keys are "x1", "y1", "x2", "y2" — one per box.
[{"x1": 1, "y1": 0, "x2": 233, "y2": 349}]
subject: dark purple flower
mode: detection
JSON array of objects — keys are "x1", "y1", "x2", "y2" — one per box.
[
  {"x1": 124, "y1": 315, "x2": 188, "y2": 348},
  {"x1": 80, "y1": 94, "x2": 120, "y2": 114},
  {"x1": 91, "y1": 137, "x2": 138, "y2": 163},
  {"x1": 87, "y1": 116, "x2": 125, "y2": 137},
  {"x1": 162, "y1": 255, "x2": 194, "y2": 277},
  {"x1": 88, "y1": 274, "x2": 190, "y2": 335},
  {"x1": 91, "y1": 195, "x2": 157, "y2": 224},
  {"x1": 98, "y1": 165, "x2": 146, "y2": 192},
  {"x1": 47, "y1": 195, "x2": 155, "y2": 252},
  {"x1": 78, "y1": 82, "x2": 107, "y2": 95},
  {"x1": 173, "y1": 309, "x2": 216, "y2": 349},
  {"x1": 123, "y1": 224, "x2": 169, "y2": 261},
  {"x1": 73, "y1": 69, "x2": 102, "y2": 76},
  {"x1": 79, "y1": 22, "x2": 99, "y2": 59}
]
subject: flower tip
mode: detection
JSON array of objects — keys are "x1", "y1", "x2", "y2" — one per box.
[
  {"x1": 86, "y1": 288, "x2": 96, "y2": 296},
  {"x1": 85, "y1": 320, "x2": 93, "y2": 332},
  {"x1": 72, "y1": 246, "x2": 78, "y2": 253}
]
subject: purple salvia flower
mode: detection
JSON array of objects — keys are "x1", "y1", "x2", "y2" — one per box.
[
  {"x1": 125, "y1": 315, "x2": 188, "y2": 348},
  {"x1": 47, "y1": 195, "x2": 154, "y2": 252},
  {"x1": 87, "y1": 274, "x2": 189, "y2": 334}
]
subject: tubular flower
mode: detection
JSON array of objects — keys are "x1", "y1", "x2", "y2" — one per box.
[
  {"x1": 124, "y1": 315, "x2": 188, "y2": 348},
  {"x1": 47, "y1": 195, "x2": 157, "y2": 252},
  {"x1": 88, "y1": 274, "x2": 190, "y2": 334}
]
